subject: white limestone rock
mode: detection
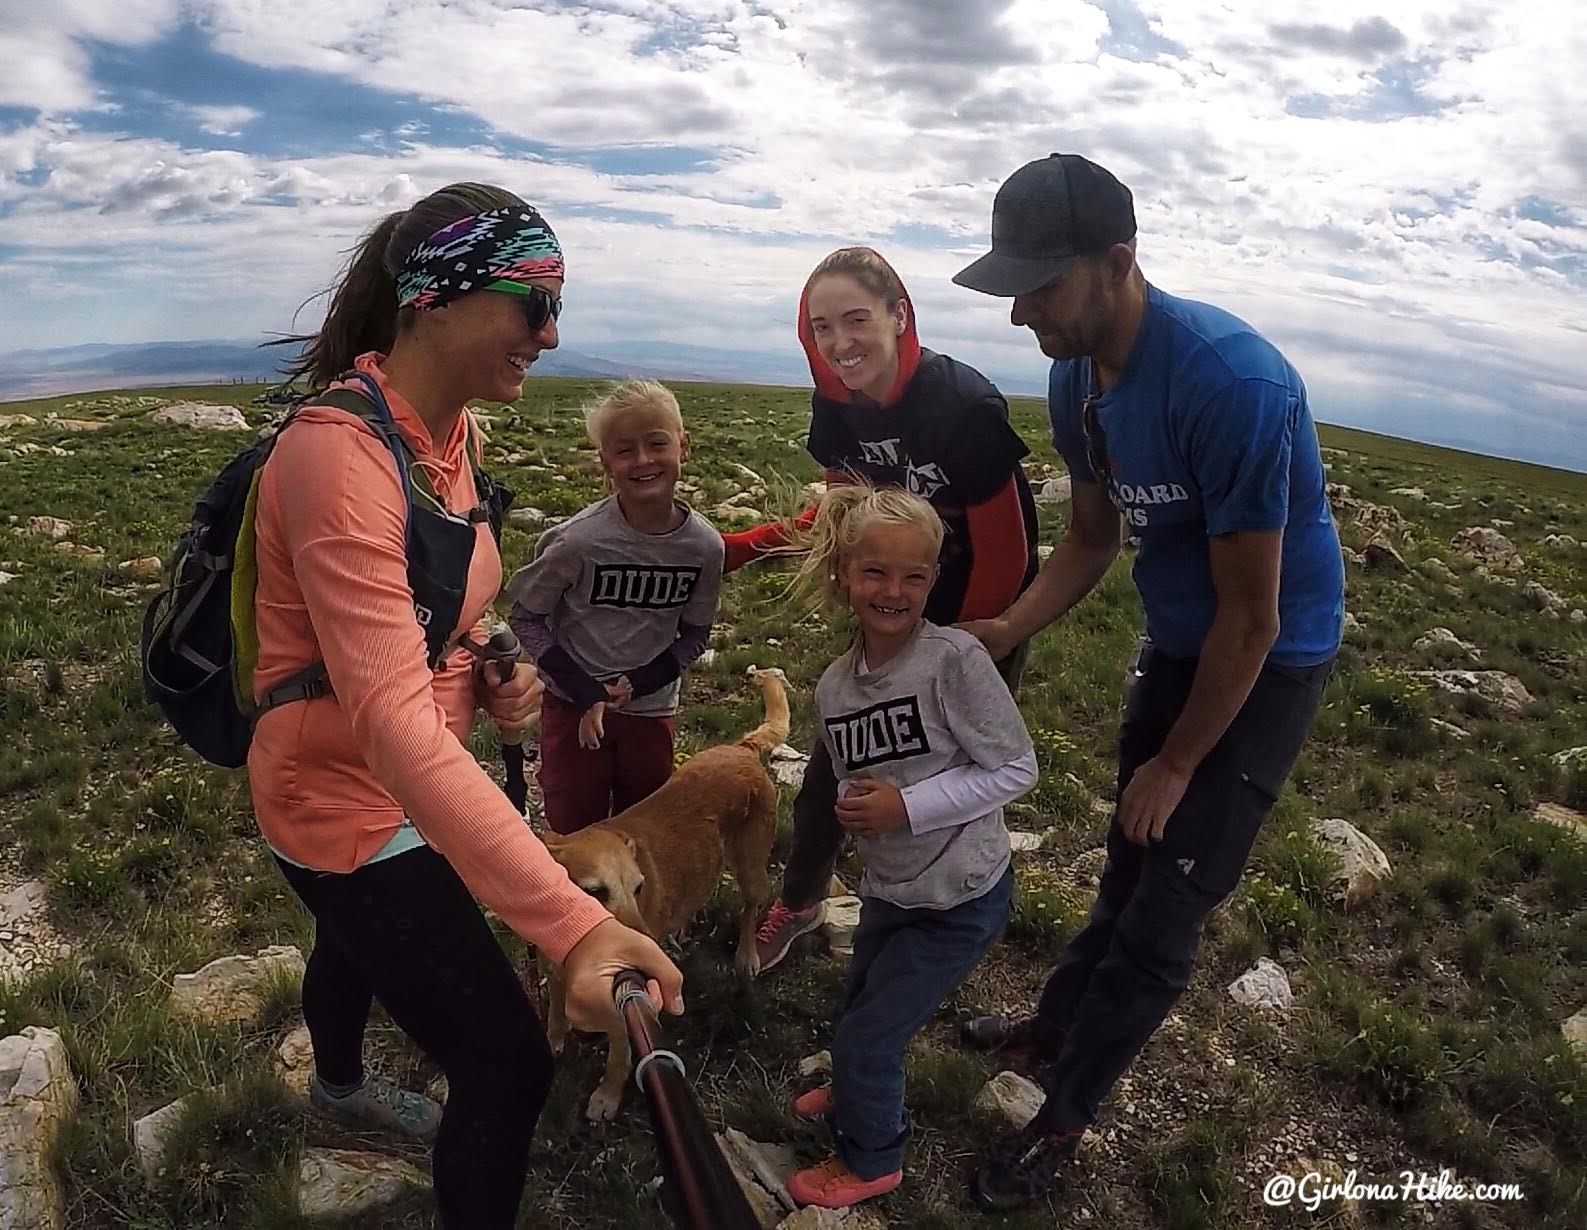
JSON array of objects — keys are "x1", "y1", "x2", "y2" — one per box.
[
  {"x1": 1362, "y1": 533, "x2": 1407, "y2": 571},
  {"x1": 23, "y1": 517, "x2": 70, "y2": 541},
  {"x1": 768, "y1": 743, "x2": 810, "y2": 789},
  {"x1": 1563, "y1": 1008, "x2": 1587, "y2": 1057},
  {"x1": 973, "y1": 1070, "x2": 1045, "y2": 1131},
  {"x1": 776, "y1": 1208, "x2": 888, "y2": 1229},
  {"x1": 1412, "y1": 627, "x2": 1481, "y2": 661},
  {"x1": 711, "y1": 502, "x2": 765, "y2": 525},
  {"x1": 1451, "y1": 526, "x2": 1521, "y2": 569},
  {"x1": 797, "y1": 1050, "x2": 832, "y2": 1078},
  {"x1": 1535, "y1": 803, "x2": 1586, "y2": 843},
  {"x1": 168, "y1": 945, "x2": 305, "y2": 1026},
  {"x1": 149, "y1": 402, "x2": 248, "y2": 431},
  {"x1": 1413, "y1": 669, "x2": 1534, "y2": 715},
  {"x1": 0, "y1": 1027, "x2": 78, "y2": 1230},
  {"x1": 1310, "y1": 818, "x2": 1392, "y2": 910},
  {"x1": 132, "y1": 1093, "x2": 200, "y2": 1179},
  {"x1": 296, "y1": 1147, "x2": 432, "y2": 1220},
  {"x1": 118, "y1": 556, "x2": 164, "y2": 580},
  {"x1": 715, "y1": 1127, "x2": 799, "y2": 1227},
  {"x1": 1036, "y1": 475, "x2": 1072, "y2": 505},
  {"x1": 1228, "y1": 957, "x2": 1294, "y2": 1012},
  {"x1": 1523, "y1": 580, "x2": 1568, "y2": 615},
  {"x1": 821, "y1": 896, "x2": 862, "y2": 958},
  {"x1": 276, "y1": 1024, "x2": 315, "y2": 1099}
]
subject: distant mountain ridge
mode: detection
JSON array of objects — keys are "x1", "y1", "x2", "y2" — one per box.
[
  {"x1": 2, "y1": 339, "x2": 1579, "y2": 473},
  {"x1": 0, "y1": 338, "x2": 794, "y2": 400}
]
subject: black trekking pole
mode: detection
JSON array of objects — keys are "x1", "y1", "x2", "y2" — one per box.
[
  {"x1": 477, "y1": 626, "x2": 534, "y2": 813},
  {"x1": 611, "y1": 970, "x2": 760, "y2": 1230}
]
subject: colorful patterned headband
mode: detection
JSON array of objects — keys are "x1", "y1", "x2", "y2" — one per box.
[{"x1": 395, "y1": 206, "x2": 564, "y2": 311}]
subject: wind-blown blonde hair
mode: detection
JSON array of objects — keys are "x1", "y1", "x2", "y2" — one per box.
[
  {"x1": 582, "y1": 379, "x2": 684, "y2": 446},
  {"x1": 785, "y1": 482, "x2": 945, "y2": 613}
]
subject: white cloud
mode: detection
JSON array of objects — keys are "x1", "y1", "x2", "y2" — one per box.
[
  {"x1": 0, "y1": 0, "x2": 181, "y2": 111},
  {"x1": 0, "y1": 0, "x2": 1583, "y2": 463},
  {"x1": 173, "y1": 103, "x2": 262, "y2": 136}
]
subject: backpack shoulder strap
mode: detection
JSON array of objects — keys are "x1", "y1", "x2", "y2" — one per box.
[
  {"x1": 462, "y1": 411, "x2": 513, "y2": 540},
  {"x1": 312, "y1": 379, "x2": 457, "y2": 513},
  {"x1": 313, "y1": 386, "x2": 411, "y2": 462}
]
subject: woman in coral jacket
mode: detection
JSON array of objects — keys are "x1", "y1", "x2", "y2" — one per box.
[
  {"x1": 730, "y1": 246, "x2": 1040, "y2": 974},
  {"x1": 250, "y1": 182, "x2": 681, "y2": 1229}
]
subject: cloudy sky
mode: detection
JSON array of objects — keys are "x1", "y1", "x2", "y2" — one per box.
[{"x1": 2, "y1": 1, "x2": 1585, "y2": 469}]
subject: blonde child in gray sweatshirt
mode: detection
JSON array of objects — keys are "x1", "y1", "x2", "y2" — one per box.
[{"x1": 781, "y1": 484, "x2": 1037, "y2": 1212}]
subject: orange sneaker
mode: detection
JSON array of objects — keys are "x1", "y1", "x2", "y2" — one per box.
[
  {"x1": 787, "y1": 1156, "x2": 902, "y2": 1209},
  {"x1": 793, "y1": 1085, "x2": 834, "y2": 1120}
]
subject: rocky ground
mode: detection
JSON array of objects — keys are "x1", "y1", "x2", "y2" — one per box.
[{"x1": 0, "y1": 381, "x2": 1583, "y2": 1228}]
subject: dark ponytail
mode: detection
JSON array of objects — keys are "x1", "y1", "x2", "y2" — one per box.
[{"x1": 268, "y1": 182, "x2": 530, "y2": 389}]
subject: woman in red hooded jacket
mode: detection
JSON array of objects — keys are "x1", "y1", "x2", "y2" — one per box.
[{"x1": 730, "y1": 246, "x2": 1040, "y2": 973}]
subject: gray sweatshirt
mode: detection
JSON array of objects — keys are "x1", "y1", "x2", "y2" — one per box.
[
  {"x1": 503, "y1": 496, "x2": 723, "y2": 717},
  {"x1": 815, "y1": 621, "x2": 1036, "y2": 910}
]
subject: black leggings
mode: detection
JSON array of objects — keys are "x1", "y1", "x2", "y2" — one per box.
[{"x1": 275, "y1": 845, "x2": 552, "y2": 1229}]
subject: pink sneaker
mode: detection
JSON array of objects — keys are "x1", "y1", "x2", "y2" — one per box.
[
  {"x1": 787, "y1": 1156, "x2": 902, "y2": 1209},
  {"x1": 753, "y1": 898, "x2": 823, "y2": 975},
  {"x1": 793, "y1": 1085, "x2": 834, "y2": 1120}
]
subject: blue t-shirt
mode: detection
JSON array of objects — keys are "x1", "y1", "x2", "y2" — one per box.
[{"x1": 1048, "y1": 284, "x2": 1343, "y2": 667}]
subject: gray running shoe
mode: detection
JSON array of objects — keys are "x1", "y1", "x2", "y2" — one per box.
[{"x1": 309, "y1": 1072, "x2": 443, "y2": 1143}]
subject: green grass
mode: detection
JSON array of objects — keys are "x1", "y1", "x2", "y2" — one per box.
[{"x1": 0, "y1": 378, "x2": 1584, "y2": 1227}]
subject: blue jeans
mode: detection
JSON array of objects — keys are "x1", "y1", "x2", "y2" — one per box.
[{"x1": 832, "y1": 867, "x2": 1014, "y2": 1179}]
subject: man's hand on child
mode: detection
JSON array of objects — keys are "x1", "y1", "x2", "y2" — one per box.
[
  {"x1": 955, "y1": 617, "x2": 1019, "y2": 664},
  {"x1": 480, "y1": 661, "x2": 542, "y2": 731},
  {"x1": 579, "y1": 702, "x2": 608, "y2": 749},
  {"x1": 835, "y1": 779, "x2": 909, "y2": 837}
]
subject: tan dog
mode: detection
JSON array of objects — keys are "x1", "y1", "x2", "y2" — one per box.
[{"x1": 540, "y1": 666, "x2": 791, "y2": 1121}]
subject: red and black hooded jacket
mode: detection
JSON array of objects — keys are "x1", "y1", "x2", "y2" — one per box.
[{"x1": 722, "y1": 255, "x2": 1038, "y2": 626}]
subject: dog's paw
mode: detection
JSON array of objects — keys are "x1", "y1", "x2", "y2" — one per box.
[
  {"x1": 585, "y1": 1085, "x2": 623, "y2": 1123},
  {"x1": 547, "y1": 1029, "x2": 568, "y2": 1057},
  {"x1": 735, "y1": 948, "x2": 762, "y2": 980}
]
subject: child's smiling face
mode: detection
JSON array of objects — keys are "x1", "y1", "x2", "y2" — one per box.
[
  {"x1": 839, "y1": 520, "x2": 939, "y2": 642},
  {"x1": 598, "y1": 406, "x2": 687, "y2": 508}
]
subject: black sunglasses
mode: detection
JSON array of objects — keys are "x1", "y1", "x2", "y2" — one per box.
[
  {"x1": 1080, "y1": 394, "x2": 1120, "y2": 507},
  {"x1": 517, "y1": 286, "x2": 563, "y2": 333}
]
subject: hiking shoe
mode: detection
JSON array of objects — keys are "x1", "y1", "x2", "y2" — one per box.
[
  {"x1": 959, "y1": 1013, "x2": 1066, "y2": 1064},
  {"x1": 754, "y1": 899, "x2": 824, "y2": 975},
  {"x1": 971, "y1": 1123, "x2": 1083, "y2": 1211},
  {"x1": 788, "y1": 1156, "x2": 901, "y2": 1209},
  {"x1": 793, "y1": 1085, "x2": 834, "y2": 1120},
  {"x1": 309, "y1": 1072, "x2": 443, "y2": 1144}
]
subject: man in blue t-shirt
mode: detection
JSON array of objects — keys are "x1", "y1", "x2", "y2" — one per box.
[{"x1": 950, "y1": 153, "x2": 1344, "y2": 1210}]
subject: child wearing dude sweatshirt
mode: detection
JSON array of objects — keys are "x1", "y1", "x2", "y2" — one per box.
[
  {"x1": 780, "y1": 484, "x2": 1037, "y2": 1211},
  {"x1": 506, "y1": 380, "x2": 722, "y2": 833}
]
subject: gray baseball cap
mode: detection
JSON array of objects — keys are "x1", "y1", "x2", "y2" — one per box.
[{"x1": 953, "y1": 153, "x2": 1136, "y2": 297}]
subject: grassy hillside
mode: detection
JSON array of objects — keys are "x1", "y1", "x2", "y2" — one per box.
[{"x1": 0, "y1": 380, "x2": 1583, "y2": 1228}]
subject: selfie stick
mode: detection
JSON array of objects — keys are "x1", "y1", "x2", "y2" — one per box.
[{"x1": 611, "y1": 969, "x2": 760, "y2": 1230}]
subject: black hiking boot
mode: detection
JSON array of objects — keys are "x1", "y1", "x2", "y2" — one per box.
[
  {"x1": 959, "y1": 1013, "x2": 1067, "y2": 1065},
  {"x1": 971, "y1": 1122, "x2": 1084, "y2": 1211}
]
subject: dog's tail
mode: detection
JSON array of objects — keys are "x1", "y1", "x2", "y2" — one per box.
[{"x1": 739, "y1": 666, "x2": 792, "y2": 755}]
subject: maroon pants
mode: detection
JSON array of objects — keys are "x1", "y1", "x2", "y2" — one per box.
[{"x1": 536, "y1": 691, "x2": 676, "y2": 834}]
